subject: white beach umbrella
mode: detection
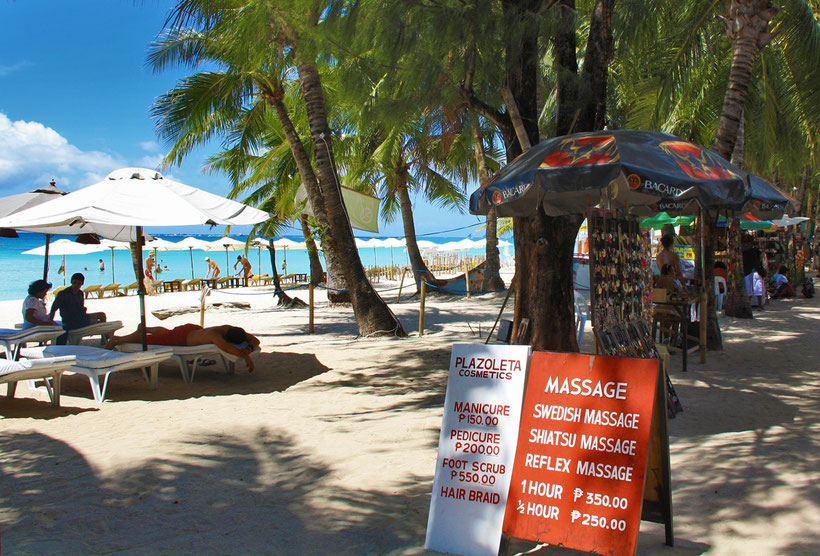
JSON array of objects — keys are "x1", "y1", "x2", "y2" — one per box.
[
  {"x1": 272, "y1": 237, "x2": 306, "y2": 272},
  {"x1": 0, "y1": 168, "x2": 270, "y2": 347},
  {"x1": 207, "y1": 237, "x2": 249, "y2": 270},
  {"x1": 356, "y1": 238, "x2": 385, "y2": 267},
  {"x1": 23, "y1": 239, "x2": 99, "y2": 285},
  {"x1": 170, "y1": 236, "x2": 213, "y2": 279},
  {"x1": 381, "y1": 237, "x2": 406, "y2": 267}
]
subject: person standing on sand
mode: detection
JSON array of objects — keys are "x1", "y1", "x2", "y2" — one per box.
[
  {"x1": 145, "y1": 253, "x2": 156, "y2": 280},
  {"x1": 205, "y1": 257, "x2": 220, "y2": 279},
  {"x1": 234, "y1": 255, "x2": 252, "y2": 282}
]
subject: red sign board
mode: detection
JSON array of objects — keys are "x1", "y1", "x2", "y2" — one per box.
[{"x1": 503, "y1": 352, "x2": 659, "y2": 555}]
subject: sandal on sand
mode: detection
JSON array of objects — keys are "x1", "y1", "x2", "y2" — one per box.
[{"x1": 187, "y1": 359, "x2": 216, "y2": 367}]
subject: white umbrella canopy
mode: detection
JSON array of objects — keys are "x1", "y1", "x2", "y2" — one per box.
[
  {"x1": 170, "y1": 236, "x2": 214, "y2": 278},
  {"x1": 23, "y1": 239, "x2": 99, "y2": 256},
  {"x1": 0, "y1": 182, "x2": 66, "y2": 222},
  {"x1": 271, "y1": 237, "x2": 307, "y2": 273},
  {"x1": 0, "y1": 168, "x2": 270, "y2": 230},
  {"x1": 356, "y1": 238, "x2": 386, "y2": 268},
  {"x1": 0, "y1": 168, "x2": 270, "y2": 348},
  {"x1": 381, "y1": 237, "x2": 406, "y2": 267},
  {"x1": 174, "y1": 236, "x2": 214, "y2": 250},
  {"x1": 145, "y1": 238, "x2": 178, "y2": 250},
  {"x1": 207, "y1": 237, "x2": 249, "y2": 269},
  {"x1": 23, "y1": 239, "x2": 100, "y2": 286}
]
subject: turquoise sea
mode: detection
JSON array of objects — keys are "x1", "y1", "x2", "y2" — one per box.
[{"x1": 0, "y1": 233, "x2": 489, "y2": 302}]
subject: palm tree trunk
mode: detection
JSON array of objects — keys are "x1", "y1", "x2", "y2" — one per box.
[
  {"x1": 472, "y1": 121, "x2": 505, "y2": 291},
  {"x1": 395, "y1": 172, "x2": 436, "y2": 293},
  {"x1": 300, "y1": 213, "x2": 324, "y2": 284},
  {"x1": 262, "y1": 81, "x2": 350, "y2": 303},
  {"x1": 266, "y1": 238, "x2": 292, "y2": 305},
  {"x1": 713, "y1": 0, "x2": 777, "y2": 160},
  {"x1": 297, "y1": 58, "x2": 406, "y2": 336},
  {"x1": 712, "y1": 0, "x2": 776, "y2": 324}
]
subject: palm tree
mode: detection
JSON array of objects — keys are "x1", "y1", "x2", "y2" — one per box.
[
  {"x1": 346, "y1": 116, "x2": 474, "y2": 293},
  {"x1": 154, "y1": 0, "x2": 406, "y2": 336}
]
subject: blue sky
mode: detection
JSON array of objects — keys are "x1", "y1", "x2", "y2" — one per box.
[{"x1": 0, "y1": 0, "x2": 490, "y2": 238}]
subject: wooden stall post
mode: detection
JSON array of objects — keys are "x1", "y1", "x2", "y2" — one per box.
[
  {"x1": 419, "y1": 280, "x2": 427, "y2": 336},
  {"x1": 464, "y1": 262, "x2": 471, "y2": 298}
]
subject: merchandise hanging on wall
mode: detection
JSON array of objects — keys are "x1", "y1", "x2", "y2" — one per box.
[{"x1": 588, "y1": 210, "x2": 656, "y2": 358}]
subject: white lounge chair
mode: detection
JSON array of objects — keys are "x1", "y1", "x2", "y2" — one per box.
[
  {"x1": 15, "y1": 320, "x2": 124, "y2": 346},
  {"x1": 0, "y1": 325, "x2": 64, "y2": 360},
  {"x1": 1, "y1": 356, "x2": 76, "y2": 406},
  {"x1": 116, "y1": 343, "x2": 259, "y2": 383},
  {"x1": 20, "y1": 345, "x2": 173, "y2": 403}
]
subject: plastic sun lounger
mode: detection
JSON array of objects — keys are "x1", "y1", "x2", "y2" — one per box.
[
  {"x1": 117, "y1": 343, "x2": 260, "y2": 383},
  {"x1": 16, "y1": 320, "x2": 124, "y2": 346},
  {"x1": 67, "y1": 321, "x2": 124, "y2": 345},
  {"x1": 0, "y1": 325, "x2": 65, "y2": 360},
  {"x1": 100, "y1": 283, "x2": 121, "y2": 297},
  {"x1": 1, "y1": 356, "x2": 77, "y2": 406},
  {"x1": 20, "y1": 345, "x2": 173, "y2": 403}
]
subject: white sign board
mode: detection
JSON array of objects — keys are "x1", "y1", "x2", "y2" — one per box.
[{"x1": 425, "y1": 343, "x2": 531, "y2": 556}]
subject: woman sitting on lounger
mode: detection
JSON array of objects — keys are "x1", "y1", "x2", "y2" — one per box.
[
  {"x1": 105, "y1": 324, "x2": 260, "y2": 372},
  {"x1": 22, "y1": 279, "x2": 58, "y2": 329}
]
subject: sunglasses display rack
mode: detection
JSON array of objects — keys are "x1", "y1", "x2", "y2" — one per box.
[{"x1": 588, "y1": 210, "x2": 656, "y2": 358}]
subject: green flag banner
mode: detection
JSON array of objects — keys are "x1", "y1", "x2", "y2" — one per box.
[{"x1": 296, "y1": 185, "x2": 380, "y2": 233}]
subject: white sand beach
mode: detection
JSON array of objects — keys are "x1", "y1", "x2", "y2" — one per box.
[{"x1": 1, "y1": 276, "x2": 818, "y2": 554}]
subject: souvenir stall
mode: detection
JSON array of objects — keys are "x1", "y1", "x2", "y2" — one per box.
[{"x1": 587, "y1": 209, "x2": 657, "y2": 358}]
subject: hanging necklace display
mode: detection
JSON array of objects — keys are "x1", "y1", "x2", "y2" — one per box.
[{"x1": 588, "y1": 209, "x2": 657, "y2": 358}]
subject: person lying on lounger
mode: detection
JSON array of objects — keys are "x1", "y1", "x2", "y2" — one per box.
[{"x1": 104, "y1": 324, "x2": 260, "y2": 372}]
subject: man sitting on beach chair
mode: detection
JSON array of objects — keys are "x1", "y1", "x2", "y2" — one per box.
[
  {"x1": 105, "y1": 324, "x2": 260, "y2": 372},
  {"x1": 49, "y1": 273, "x2": 107, "y2": 345}
]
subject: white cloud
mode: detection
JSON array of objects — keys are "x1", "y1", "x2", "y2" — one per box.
[
  {"x1": 139, "y1": 140, "x2": 160, "y2": 152},
  {"x1": 0, "y1": 112, "x2": 122, "y2": 191},
  {"x1": 138, "y1": 154, "x2": 164, "y2": 169},
  {"x1": 0, "y1": 62, "x2": 29, "y2": 76}
]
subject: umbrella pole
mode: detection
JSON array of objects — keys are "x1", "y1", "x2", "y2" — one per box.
[
  {"x1": 189, "y1": 248, "x2": 194, "y2": 280},
  {"x1": 62, "y1": 255, "x2": 66, "y2": 286},
  {"x1": 225, "y1": 246, "x2": 229, "y2": 272},
  {"x1": 110, "y1": 247, "x2": 115, "y2": 283},
  {"x1": 134, "y1": 227, "x2": 148, "y2": 351},
  {"x1": 43, "y1": 234, "x2": 51, "y2": 281}
]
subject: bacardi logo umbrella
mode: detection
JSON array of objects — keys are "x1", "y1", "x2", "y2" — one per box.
[{"x1": 469, "y1": 130, "x2": 750, "y2": 217}]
